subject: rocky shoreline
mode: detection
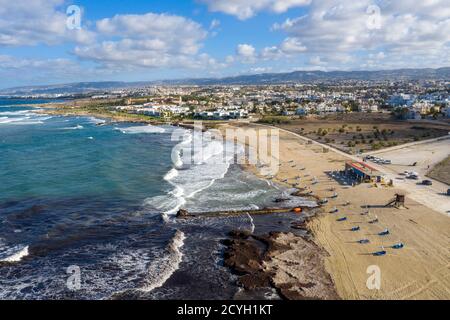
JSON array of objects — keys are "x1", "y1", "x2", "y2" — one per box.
[
  {"x1": 222, "y1": 225, "x2": 339, "y2": 300},
  {"x1": 31, "y1": 108, "x2": 340, "y2": 299}
]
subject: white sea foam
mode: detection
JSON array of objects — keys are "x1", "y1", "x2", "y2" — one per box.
[
  {"x1": 88, "y1": 117, "x2": 106, "y2": 124},
  {"x1": 0, "y1": 245, "x2": 29, "y2": 263},
  {"x1": 14, "y1": 120, "x2": 44, "y2": 125},
  {"x1": 0, "y1": 116, "x2": 47, "y2": 125},
  {"x1": 140, "y1": 230, "x2": 186, "y2": 293},
  {"x1": 164, "y1": 168, "x2": 179, "y2": 181},
  {"x1": 62, "y1": 124, "x2": 84, "y2": 130},
  {"x1": 246, "y1": 213, "x2": 255, "y2": 234},
  {"x1": 120, "y1": 125, "x2": 165, "y2": 134},
  {"x1": 145, "y1": 129, "x2": 240, "y2": 217},
  {"x1": 0, "y1": 110, "x2": 33, "y2": 116},
  {"x1": 0, "y1": 116, "x2": 28, "y2": 124}
]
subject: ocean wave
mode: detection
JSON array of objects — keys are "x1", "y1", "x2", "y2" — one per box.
[
  {"x1": 145, "y1": 129, "x2": 239, "y2": 217},
  {"x1": 119, "y1": 125, "x2": 166, "y2": 134},
  {"x1": 140, "y1": 230, "x2": 185, "y2": 293},
  {"x1": 0, "y1": 245, "x2": 29, "y2": 263},
  {"x1": 0, "y1": 110, "x2": 33, "y2": 116},
  {"x1": 88, "y1": 117, "x2": 106, "y2": 124},
  {"x1": 0, "y1": 116, "x2": 47, "y2": 125},
  {"x1": 164, "y1": 168, "x2": 179, "y2": 181},
  {"x1": 61, "y1": 125, "x2": 84, "y2": 130},
  {"x1": 246, "y1": 213, "x2": 255, "y2": 234}
]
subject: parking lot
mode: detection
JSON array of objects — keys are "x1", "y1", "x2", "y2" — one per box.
[{"x1": 364, "y1": 138, "x2": 450, "y2": 215}]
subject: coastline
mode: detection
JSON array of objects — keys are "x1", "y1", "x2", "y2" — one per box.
[
  {"x1": 2, "y1": 105, "x2": 286, "y2": 299},
  {"x1": 22, "y1": 101, "x2": 450, "y2": 300},
  {"x1": 34, "y1": 102, "x2": 223, "y2": 131},
  {"x1": 221, "y1": 122, "x2": 450, "y2": 300}
]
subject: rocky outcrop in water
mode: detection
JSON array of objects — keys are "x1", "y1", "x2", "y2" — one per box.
[{"x1": 223, "y1": 230, "x2": 339, "y2": 300}]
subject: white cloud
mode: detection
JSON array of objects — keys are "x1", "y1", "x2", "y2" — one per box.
[
  {"x1": 199, "y1": 0, "x2": 311, "y2": 20},
  {"x1": 0, "y1": 0, "x2": 95, "y2": 46},
  {"x1": 269, "y1": 0, "x2": 450, "y2": 69},
  {"x1": 249, "y1": 66, "x2": 273, "y2": 73},
  {"x1": 261, "y1": 46, "x2": 284, "y2": 60},
  {"x1": 74, "y1": 12, "x2": 224, "y2": 70},
  {"x1": 280, "y1": 37, "x2": 307, "y2": 54},
  {"x1": 96, "y1": 13, "x2": 206, "y2": 54},
  {"x1": 236, "y1": 44, "x2": 257, "y2": 62},
  {"x1": 309, "y1": 56, "x2": 326, "y2": 66},
  {"x1": 241, "y1": 38, "x2": 306, "y2": 63}
]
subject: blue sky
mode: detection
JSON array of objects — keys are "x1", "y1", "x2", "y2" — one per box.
[{"x1": 0, "y1": 0, "x2": 448, "y2": 88}]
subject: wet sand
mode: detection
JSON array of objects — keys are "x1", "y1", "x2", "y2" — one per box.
[{"x1": 223, "y1": 123, "x2": 450, "y2": 300}]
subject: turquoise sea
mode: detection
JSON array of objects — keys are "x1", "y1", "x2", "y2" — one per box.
[{"x1": 0, "y1": 99, "x2": 313, "y2": 299}]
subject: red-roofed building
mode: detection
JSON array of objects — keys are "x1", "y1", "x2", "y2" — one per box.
[{"x1": 345, "y1": 161, "x2": 384, "y2": 183}]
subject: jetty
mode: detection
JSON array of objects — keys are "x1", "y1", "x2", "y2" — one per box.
[{"x1": 176, "y1": 207, "x2": 310, "y2": 219}]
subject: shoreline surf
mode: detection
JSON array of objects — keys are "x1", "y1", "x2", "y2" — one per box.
[{"x1": 1, "y1": 101, "x2": 314, "y2": 299}]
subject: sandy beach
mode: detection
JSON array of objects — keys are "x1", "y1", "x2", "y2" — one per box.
[{"x1": 224, "y1": 123, "x2": 450, "y2": 300}]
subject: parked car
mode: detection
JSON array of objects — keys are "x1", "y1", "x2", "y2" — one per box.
[
  {"x1": 383, "y1": 160, "x2": 392, "y2": 164},
  {"x1": 407, "y1": 173, "x2": 419, "y2": 180},
  {"x1": 447, "y1": 189, "x2": 450, "y2": 196},
  {"x1": 422, "y1": 180, "x2": 433, "y2": 186}
]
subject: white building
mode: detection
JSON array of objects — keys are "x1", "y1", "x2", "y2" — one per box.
[
  {"x1": 389, "y1": 94, "x2": 416, "y2": 107},
  {"x1": 359, "y1": 104, "x2": 378, "y2": 112},
  {"x1": 411, "y1": 101, "x2": 433, "y2": 114}
]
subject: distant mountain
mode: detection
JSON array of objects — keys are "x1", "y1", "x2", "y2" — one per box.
[
  {"x1": 169, "y1": 67, "x2": 450, "y2": 85},
  {"x1": 1, "y1": 67, "x2": 449, "y2": 96}
]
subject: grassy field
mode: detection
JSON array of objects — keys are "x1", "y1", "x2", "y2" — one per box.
[
  {"x1": 428, "y1": 156, "x2": 450, "y2": 185},
  {"x1": 272, "y1": 113, "x2": 450, "y2": 154}
]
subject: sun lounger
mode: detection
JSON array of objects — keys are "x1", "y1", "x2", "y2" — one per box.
[
  {"x1": 373, "y1": 250, "x2": 387, "y2": 256},
  {"x1": 391, "y1": 243, "x2": 404, "y2": 249}
]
